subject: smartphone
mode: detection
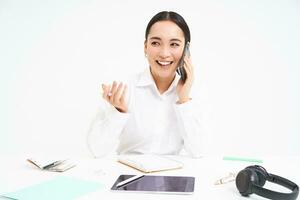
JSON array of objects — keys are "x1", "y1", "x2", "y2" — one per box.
[{"x1": 176, "y1": 42, "x2": 190, "y2": 83}]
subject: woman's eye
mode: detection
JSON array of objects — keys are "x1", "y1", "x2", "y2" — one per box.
[
  {"x1": 171, "y1": 43, "x2": 180, "y2": 47},
  {"x1": 151, "y1": 41, "x2": 160, "y2": 46}
]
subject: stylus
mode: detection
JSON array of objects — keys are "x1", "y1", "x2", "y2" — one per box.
[{"x1": 116, "y1": 175, "x2": 145, "y2": 187}]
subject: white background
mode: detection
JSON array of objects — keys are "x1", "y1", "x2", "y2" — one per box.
[{"x1": 1, "y1": 0, "x2": 299, "y2": 157}]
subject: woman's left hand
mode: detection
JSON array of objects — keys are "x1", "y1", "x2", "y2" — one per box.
[{"x1": 176, "y1": 56, "x2": 194, "y2": 104}]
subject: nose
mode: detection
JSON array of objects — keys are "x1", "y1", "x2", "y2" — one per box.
[{"x1": 158, "y1": 46, "x2": 171, "y2": 58}]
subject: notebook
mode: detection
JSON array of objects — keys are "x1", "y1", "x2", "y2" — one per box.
[
  {"x1": 118, "y1": 154, "x2": 183, "y2": 173},
  {"x1": 27, "y1": 157, "x2": 76, "y2": 172}
]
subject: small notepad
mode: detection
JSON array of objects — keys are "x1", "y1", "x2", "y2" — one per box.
[
  {"x1": 2, "y1": 176, "x2": 103, "y2": 200},
  {"x1": 118, "y1": 154, "x2": 184, "y2": 173}
]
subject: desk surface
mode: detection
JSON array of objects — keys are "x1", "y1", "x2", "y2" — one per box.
[{"x1": 1, "y1": 154, "x2": 299, "y2": 200}]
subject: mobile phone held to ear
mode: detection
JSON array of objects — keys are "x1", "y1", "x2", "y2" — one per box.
[{"x1": 176, "y1": 42, "x2": 190, "y2": 83}]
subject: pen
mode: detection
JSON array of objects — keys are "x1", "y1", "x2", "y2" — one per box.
[
  {"x1": 223, "y1": 156, "x2": 263, "y2": 163},
  {"x1": 43, "y1": 160, "x2": 66, "y2": 169},
  {"x1": 116, "y1": 175, "x2": 145, "y2": 188},
  {"x1": 214, "y1": 172, "x2": 236, "y2": 185}
]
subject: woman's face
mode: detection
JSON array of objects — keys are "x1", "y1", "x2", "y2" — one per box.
[{"x1": 144, "y1": 20, "x2": 185, "y2": 81}]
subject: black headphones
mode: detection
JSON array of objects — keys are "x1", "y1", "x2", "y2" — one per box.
[{"x1": 236, "y1": 165, "x2": 299, "y2": 200}]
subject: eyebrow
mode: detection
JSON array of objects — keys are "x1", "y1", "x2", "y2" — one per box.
[{"x1": 149, "y1": 37, "x2": 183, "y2": 43}]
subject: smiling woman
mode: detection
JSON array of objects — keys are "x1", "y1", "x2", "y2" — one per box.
[
  {"x1": 87, "y1": 11, "x2": 203, "y2": 158},
  {"x1": 145, "y1": 20, "x2": 186, "y2": 93}
]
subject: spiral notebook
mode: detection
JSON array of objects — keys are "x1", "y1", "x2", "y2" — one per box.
[{"x1": 118, "y1": 154, "x2": 183, "y2": 173}]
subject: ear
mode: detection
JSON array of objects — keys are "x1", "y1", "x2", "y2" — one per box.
[{"x1": 144, "y1": 40, "x2": 147, "y2": 55}]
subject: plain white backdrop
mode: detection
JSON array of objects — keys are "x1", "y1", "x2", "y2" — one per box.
[{"x1": 0, "y1": 0, "x2": 299, "y2": 157}]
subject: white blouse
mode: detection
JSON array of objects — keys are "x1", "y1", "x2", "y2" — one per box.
[{"x1": 87, "y1": 67, "x2": 203, "y2": 158}]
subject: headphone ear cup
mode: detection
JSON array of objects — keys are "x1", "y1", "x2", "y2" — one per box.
[
  {"x1": 246, "y1": 166, "x2": 267, "y2": 187},
  {"x1": 236, "y1": 168, "x2": 259, "y2": 196}
]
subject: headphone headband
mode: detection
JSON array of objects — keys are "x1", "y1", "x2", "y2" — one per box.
[{"x1": 236, "y1": 165, "x2": 299, "y2": 200}]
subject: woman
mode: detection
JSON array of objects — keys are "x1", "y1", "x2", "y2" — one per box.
[{"x1": 87, "y1": 11, "x2": 203, "y2": 158}]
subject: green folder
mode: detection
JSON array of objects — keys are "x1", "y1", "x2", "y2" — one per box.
[{"x1": 2, "y1": 176, "x2": 103, "y2": 200}]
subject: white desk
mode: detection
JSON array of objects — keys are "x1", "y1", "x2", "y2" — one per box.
[{"x1": 1, "y1": 154, "x2": 299, "y2": 200}]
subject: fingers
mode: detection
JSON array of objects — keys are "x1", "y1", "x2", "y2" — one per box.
[
  {"x1": 102, "y1": 81, "x2": 127, "y2": 106},
  {"x1": 184, "y1": 57, "x2": 193, "y2": 73},
  {"x1": 120, "y1": 84, "x2": 127, "y2": 103},
  {"x1": 183, "y1": 57, "x2": 194, "y2": 82},
  {"x1": 102, "y1": 84, "x2": 110, "y2": 101},
  {"x1": 114, "y1": 82, "x2": 124, "y2": 101},
  {"x1": 110, "y1": 81, "x2": 118, "y2": 102}
]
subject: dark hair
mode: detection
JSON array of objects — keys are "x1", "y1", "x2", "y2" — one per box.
[{"x1": 145, "y1": 11, "x2": 191, "y2": 44}]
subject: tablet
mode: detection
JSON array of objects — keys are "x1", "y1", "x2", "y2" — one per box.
[{"x1": 111, "y1": 175, "x2": 195, "y2": 194}]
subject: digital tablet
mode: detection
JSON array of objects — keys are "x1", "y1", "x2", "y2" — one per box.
[{"x1": 111, "y1": 175, "x2": 195, "y2": 194}]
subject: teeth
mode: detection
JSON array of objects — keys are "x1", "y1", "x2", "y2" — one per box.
[{"x1": 157, "y1": 61, "x2": 172, "y2": 66}]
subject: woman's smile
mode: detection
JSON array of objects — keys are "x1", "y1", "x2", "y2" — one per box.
[{"x1": 156, "y1": 60, "x2": 174, "y2": 68}]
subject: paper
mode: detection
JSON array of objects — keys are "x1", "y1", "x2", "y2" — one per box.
[{"x1": 2, "y1": 176, "x2": 103, "y2": 200}]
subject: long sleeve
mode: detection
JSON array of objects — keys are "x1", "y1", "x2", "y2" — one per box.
[
  {"x1": 174, "y1": 99, "x2": 204, "y2": 158},
  {"x1": 86, "y1": 100, "x2": 131, "y2": 158}
]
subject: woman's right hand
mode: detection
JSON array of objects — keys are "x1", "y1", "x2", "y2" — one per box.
[{"x1": 102, "y1": 81, "x2": 128, "y2": 113}]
